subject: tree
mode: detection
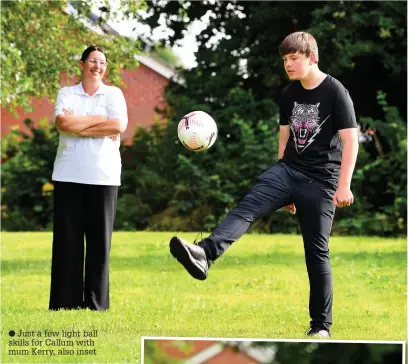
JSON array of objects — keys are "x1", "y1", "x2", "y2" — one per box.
[
  {"x1": 2, "y1": 1, "x2": 406, "y2": 235},
  {"x1": 120, "y1": 0, "x2": 406, "y2": 235},
  {"x1": 141, "y1": 1, "x2": 406, "y2": 118},
  {"x1": 1, "y1": 0, "x2": 146, "y2": 114},
  {"x1": 149, "y1": 42, "x2": 184, "y2": 68},
  {"x1": 271, "y1": 342, "x2": 402, "y2": 364}
]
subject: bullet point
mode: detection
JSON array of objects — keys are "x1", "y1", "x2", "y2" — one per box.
[{"x1": 9, "y1": 330, "x2": 15, "y2": 337}]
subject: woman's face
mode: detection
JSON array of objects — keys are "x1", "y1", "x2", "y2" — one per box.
[{"x1": 80, "y1": 50, "x2": 107, "y2": 82}]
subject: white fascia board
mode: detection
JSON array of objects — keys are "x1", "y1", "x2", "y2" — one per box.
[
  {"x1": 184, "y1": 344, "x2": 224, "y2": 364},
  {"x1": 135, "y1": 55, "x2": 175, "y2": 79}
]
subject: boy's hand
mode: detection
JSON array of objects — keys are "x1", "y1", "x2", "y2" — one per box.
[
  {"x1": 284, "y1": 203, "x2": 296, "y2": 214},
  {"x1": 333, "y1": 186, "x2": 354, "y2": 208}
]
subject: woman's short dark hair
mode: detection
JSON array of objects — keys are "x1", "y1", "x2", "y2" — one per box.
[{"x1": 80, "y1": 45, "x2": 107, "y2": 62}]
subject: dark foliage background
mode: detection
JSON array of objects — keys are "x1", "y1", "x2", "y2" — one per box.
[{"x1": 2, "y1": 1, "x2": 406, "y2": 235}]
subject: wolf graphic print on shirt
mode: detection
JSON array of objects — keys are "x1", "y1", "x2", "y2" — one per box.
[
  {"x1": 289, "y1": 102, "x2": 330, "y2": 154},
  {"x1": 278, "y1": 75, "x2": 357, "y2": 186}
]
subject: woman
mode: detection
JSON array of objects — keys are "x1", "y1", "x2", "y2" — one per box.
[{"x1": 49, "y1": 45, "x2": 128, "y2": 311}]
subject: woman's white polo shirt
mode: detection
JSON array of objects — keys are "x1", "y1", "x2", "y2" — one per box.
[{"x1": 52, "y1": 82, "x2": 128, "y2": 186}]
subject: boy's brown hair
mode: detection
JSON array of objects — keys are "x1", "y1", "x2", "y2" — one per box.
[{"x1": 279, "y1": 32, "x2": 319, "y2": 63}]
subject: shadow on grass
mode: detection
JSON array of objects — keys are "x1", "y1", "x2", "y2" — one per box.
[
  {"x1": 332, "y1": 250, "x2": 405, "y2": 267},
  {"x1": 1, "y1": 251, "x2": 405, "y2": 276},
  {"x1": 1, "y1": 260, "x2": 51, "y2": 276}
]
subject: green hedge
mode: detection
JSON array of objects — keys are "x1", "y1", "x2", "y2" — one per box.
[{"x1": 1, "y1": 96, "x2": 406, "y2": 236}]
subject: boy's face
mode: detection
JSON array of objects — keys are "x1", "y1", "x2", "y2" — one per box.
[{"x1": 282, "y1": 52, "x2": 315, "y2": 80}]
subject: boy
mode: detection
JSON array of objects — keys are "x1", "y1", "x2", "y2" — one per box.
[{"x1": 169, "y1": 32, "x2": 358, "y2": 337}]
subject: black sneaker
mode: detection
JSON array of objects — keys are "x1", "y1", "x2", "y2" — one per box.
[
  {"x1": 169, "y1": 237, "x2": 209, "y2": 280},
  {"x1": 305, "y1": 323, "x2": 331, "y2": 338}
]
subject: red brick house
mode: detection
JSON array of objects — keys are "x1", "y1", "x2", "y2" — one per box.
[
  {"x1": 144, "y1": 339, "x2": 276, "y2": 363},
  {"x1": 1, "y1": 55, "x2": 175, "y2": 146}
]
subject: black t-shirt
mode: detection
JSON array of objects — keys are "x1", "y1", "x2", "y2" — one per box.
[{"x1": 279, "y1": 74, "x2": 357, "y2": 188}]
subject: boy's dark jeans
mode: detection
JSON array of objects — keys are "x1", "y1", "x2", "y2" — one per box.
[{"x1": 200, "y1": 162, "x2": 336, "y2": 328}]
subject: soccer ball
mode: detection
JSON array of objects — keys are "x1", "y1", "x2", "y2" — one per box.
[{"x1": 178, "y1": 111, "x2": 218, "y2": 151}]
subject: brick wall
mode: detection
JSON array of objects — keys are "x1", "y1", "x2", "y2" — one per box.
[
  {"x1": 155, "y1": 340, "x2": 260, "y2": 363},
  {"x1": 1, "y1": 63, "x2": 170, "y2": 145},
  {"x1": 120, "y1": 64, "x2": 169, "y2": 145},
  {"x1": 156, "y1": 340, "x2": 216, "y2": 358}
]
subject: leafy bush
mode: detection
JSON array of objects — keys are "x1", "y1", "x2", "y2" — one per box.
[
  {"x1": 115, "y1": 87, "x2": 285, "y2": 233},
  {"x1": 1, "y1": 119, "x2": 58, "y2": 230},
  {"x1": 2, "y1": 91, "x2": 406, "y2": 236},
  {"x1": 332, "y1": 92, "x2": 406, "y2": 236}
]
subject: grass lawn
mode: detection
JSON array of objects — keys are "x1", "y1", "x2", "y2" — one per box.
[{"x1": 1, "y1": 232, "x2": 406, "y2": 363}]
